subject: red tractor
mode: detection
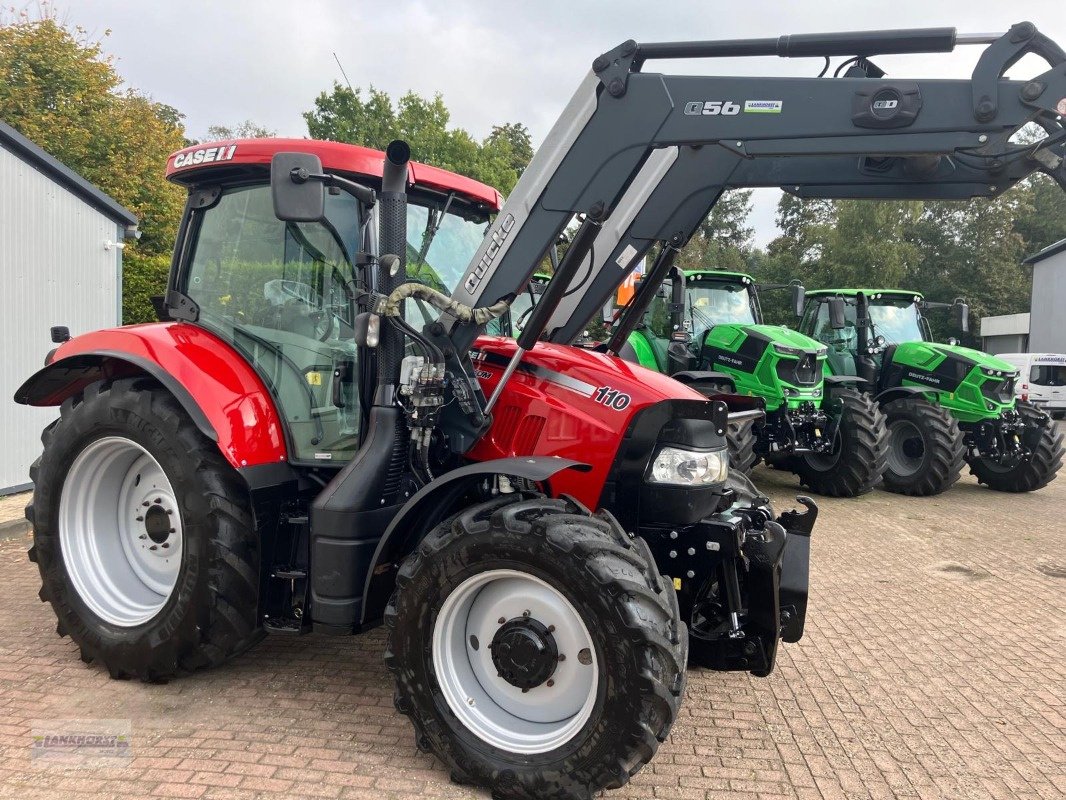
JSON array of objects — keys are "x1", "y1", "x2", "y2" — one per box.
[{"x1": 17, "y1": 22, "x2": 1066, "y2": 799}]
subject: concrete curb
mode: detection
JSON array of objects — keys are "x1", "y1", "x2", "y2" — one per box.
[{"x1": 0, "y1": 518, "x2": 30, "y2": 541}]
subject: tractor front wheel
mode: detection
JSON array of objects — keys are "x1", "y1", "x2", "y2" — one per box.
[
  {"x1": 385, "y1": 494, "x2": 686, "y2": 800},
  {"x1": 967, "y1": 401, "x2": 1064, "y2": 492},
  {"x1": 28, "y1": 378, "x2": 263, "y2": 681},
  {"x1": 791, "y1": 388, "x2": 886, "y2": 497},
  {"x1": 880, "y1": 396, "x2": 964, "y2": 496}
]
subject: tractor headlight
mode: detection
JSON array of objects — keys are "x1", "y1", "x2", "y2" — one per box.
[
  {"x1": 648, "y1": 446, "x2": 728, "y2": 486},
  {"x1": 773, "y1": 343, "x2": 806, "y2": 356}
]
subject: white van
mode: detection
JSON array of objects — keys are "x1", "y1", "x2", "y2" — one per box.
[{"x1": 997, "y1": 353, "x2": 1066, "y2": 419}]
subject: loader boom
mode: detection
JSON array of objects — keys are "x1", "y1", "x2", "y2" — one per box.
[{"x1": 440, "y1": 22, "x2": 1066, "y2": 371}]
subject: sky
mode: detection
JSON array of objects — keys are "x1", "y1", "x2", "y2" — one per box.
[{"x1": 57, "y1": 0, "x2": 1066, "y2": 247}]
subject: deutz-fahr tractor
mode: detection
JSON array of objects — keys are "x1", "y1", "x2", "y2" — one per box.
[
  {"x1": 798, "y1": 289, "x2": 1064, "y2": 494},
  {"x1": 611, "y1": 267, "x2": 886, "y2": 496},
  {"x1": 15, "y1": 22, "x2": 1066, "y2": 800}
]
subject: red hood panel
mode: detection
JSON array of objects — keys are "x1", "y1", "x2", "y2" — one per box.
[{"x1": 468, "y1": 337, "x2": 705, "y2": 507}]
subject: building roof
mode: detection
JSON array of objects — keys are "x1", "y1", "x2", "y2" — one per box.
[
  {"x1": 1023, "y1": 237, "x2": 1066, "y2": 265},
  {"x1": 165, "y1": 138, "x2": 503, "y2": 211},
  {"x1": 0, "y1": 120, "x2": 138, "y2": 227},
  {"x1": 979, "y1": 312, "x2": 1029, "y2": 337}
]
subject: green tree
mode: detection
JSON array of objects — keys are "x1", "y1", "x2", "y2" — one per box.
[
  {"x1": 676, "y1": 190, "x2": 756, "y2": 273},
  {"x1": 205, "y1": 120, "x2": 276, "y2": 140},
  {"x1": 303, "y1": 84, "x2": 532, "y2": 194},
  {"x1": 0, "y1": 11, "x2": 188, "y2": 322}
]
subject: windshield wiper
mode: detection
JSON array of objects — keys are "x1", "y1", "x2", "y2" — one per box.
[{"x1": 414, "y1": 192, "x2": 456, "y2": 267}]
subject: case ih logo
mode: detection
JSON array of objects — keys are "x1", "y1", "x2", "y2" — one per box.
[{"x1": 173, "y1": 144, "x2": 237, "y2": 169}]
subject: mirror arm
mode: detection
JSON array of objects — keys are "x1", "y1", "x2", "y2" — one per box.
[{"x1": 293, "y1": 167, "x2": 377, "y2": 208}]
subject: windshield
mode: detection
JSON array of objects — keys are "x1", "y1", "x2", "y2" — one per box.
[
  {"x1": 686, "y1": 281, "x2": 756, "y2": 332},
  {"x1": 866, "y1": 299, "x2": 925, "y2": 344},
  {"x1": 405, "y1": 203, "x2": 490, "y2": 294}
]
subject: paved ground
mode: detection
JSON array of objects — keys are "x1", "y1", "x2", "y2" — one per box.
[{"x1": 0, "y1": 438, "x2": 1064, "y2": 800}]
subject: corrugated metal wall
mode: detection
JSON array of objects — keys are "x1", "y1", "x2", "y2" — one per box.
[
  {"x1": 0, "y1": 144, "x2": 121, "y2": 493},
  {"x1": 1031, "y1": 255, "x2": 1066, "y2": 354}
]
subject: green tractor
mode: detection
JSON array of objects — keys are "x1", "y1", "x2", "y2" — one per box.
[
  {"x1": 797, "y1": 289, "x2": 1064, "y2": 495},
  {"x1": 613, "y1": 268, "x2": 886, "y2": 497}
]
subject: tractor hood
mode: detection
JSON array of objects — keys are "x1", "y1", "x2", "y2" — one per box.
[
  {"x1": 887, "y1": 340, "x2": 1019, "y2": 422},
  {"x1": 707, "y1": 323, "x2": 827, "y2": 354}
]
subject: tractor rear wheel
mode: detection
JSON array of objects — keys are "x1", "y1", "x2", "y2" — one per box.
[
  {"x1": 791, "y1": 388, "x2": 886, "y2": 497},
  {"x1": 967, "y1": 401, "x2": 1064, "y2": 492},
  {"x1": 880, "y1": 396, "x2": 964, "y2": 496},
  {"x1": 690, "y1": 381, "x2": 758, "y2": 474},
  {"x1": 385, "y1": 494, "x2": 686, "y2": 800},
  {"x1": 27, "y1": 378, "x2": 262, "y2": 681}
]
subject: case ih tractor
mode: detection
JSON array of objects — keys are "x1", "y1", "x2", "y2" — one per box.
[
  {"x1": 15, "y1": 22, "x2": 1066, "y2": 799},
  {"x1": 797, "y1": 289, "x2": 1064, "y2": 494},
  {"x1": 608, "y1": 267, "x2": 886, "y2": 496}
]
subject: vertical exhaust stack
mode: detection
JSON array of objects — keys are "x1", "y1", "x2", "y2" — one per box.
[{"x1": 377, "y1": 140, "x2": 410, "y2": 395}]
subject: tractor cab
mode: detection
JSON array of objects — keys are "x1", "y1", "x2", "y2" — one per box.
[{"x1": 163, "y1": 138, "x2": 501, "y2": 465}]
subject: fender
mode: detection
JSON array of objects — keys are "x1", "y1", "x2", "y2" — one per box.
[
  {"x1": 671, "y1": 370, "x2": 737, "y2": 389},
  {"x1": 14, "y1": 323, "x2": 287, "y2": 471},
  {"x1": 358, "y1": 456, "x2": 591, "y2": 626},
  {"x1": 875, "y1": 385, "x2": 951, "y2": 406}
]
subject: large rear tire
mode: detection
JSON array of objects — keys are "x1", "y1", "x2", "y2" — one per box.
[
  {"x1": 690, "y1": 380, "x2": 758, "y2": 474},
  {"x1": 791, "y1": 388, "x2": 886, "y2": 497},
  {"x1": 385, "y1": 494, "x2": 686, "y2": 800},
  {"x1": 27, "y1": 378, "x2": 263, "y2": 681},
  {"x1": 880, "y1": 396, "x2": 964, "y2": 496},
  {"x1": 967, "y1": 401, "x2": 1064, "y2": 492}
]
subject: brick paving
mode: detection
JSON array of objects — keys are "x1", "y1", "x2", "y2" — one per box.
[{"x1": 0, "y1": 447, "x2": 1064, "y2": 799}]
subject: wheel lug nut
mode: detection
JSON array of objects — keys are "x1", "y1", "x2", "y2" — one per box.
[
  {"x1": 166, "y1": 510, "x2": 173, "y2": 515},
  {"x1": 497, "y1": 617, "x2": 506, "y2": 624},
  {"x1": 154, "y1": 498, "x2": 162, "y2": 504},
  {"x1": 546, "y1": 679, "x2": 554, "y2": 687},
  {"x1": 521, "y1": 688, "x2": 528, "y2": 693},
  {"x1": 547, "y1": 625, "x2": 555, "y2": 633},
  {"x1": 136, "y1": 516, "x2": 144, "y2": 522},
  {"x1": 557, "y1": 653, "x2": 566, "y2": 662},
  {"x1": 139, "y1": 534, "x2": 147, "y2": 540},
  {"x1": 161, "y1": 543, "x2": 170, "y2": 549},
  {"x1": 142, "y1": 501, "x2": 150, "y2": 507},
  {"x1": 169, "y1": 528, "x2": 175, "y2": 533},
  {"x1": 149, "y1": 545, "x2": 158, "y2": 551},
  {"x1": 522, "y1": 610, "x2": 530, "y2": 617}
]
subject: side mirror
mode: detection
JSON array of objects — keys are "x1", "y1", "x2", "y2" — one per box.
[
  {"x1": 955, "y1": 302, "x2": 970, "y2": 334},
  {"x1": 271, "y1": 152, "x2": 325, "y2": 222},
  {"x1": 791, "y1": 283, "x2": 806, "y2": 317},
  {"x1": 828, "y1": 297, "x2": 846, "y2": 330}
]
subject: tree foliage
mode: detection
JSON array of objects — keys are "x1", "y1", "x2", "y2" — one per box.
[
  {"x1": 205, "y1": 120, "x2": 276, "y2": 141},
  {"x1": 675, "y1": 190, "x2": 756, "y2": 273},
  {"x1": 0, "y1": 11, "x2": 187, "y2": 322},
  {"x1": 304, "y1": 84, "x2": 532, "y2": 195}
]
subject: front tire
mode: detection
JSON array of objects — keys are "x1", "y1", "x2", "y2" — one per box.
[
  {"x1": 385, "y1": 494, "x2": 687, "y2": 800},
  {"x1": 28, "y1": 378, "x2": 263, "y2": 681},
  {"x1": 791, "y1": 388, "x2": 886, "y2": 497},
  {"x1": 967, "y1": 401, "x2": 1064, "y2": 492},
  {"x1": 880, "y1": 396, "x2": 964, "y2": 496},
  {"x1": 690, "y1": 380, "x2": 758, "y2": 474}
]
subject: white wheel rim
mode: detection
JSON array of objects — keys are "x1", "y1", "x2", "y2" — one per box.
[
  {"x1": 432, "y1": 569, "x2": 599, "y2": 754},
  {"x1": 59, "y1": 436, "x2": 183, "y2": 627}
]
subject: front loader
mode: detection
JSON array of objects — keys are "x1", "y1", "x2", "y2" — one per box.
[
  {"x1": 605, "y1": 266, "x2": 887, "y2": 496},
  {"x1": 797, "y1": 289, "x2": 1064, "y2": 494},
  {"x1": 15, "y1": 22, "x2": 1066, "y2": 800}
]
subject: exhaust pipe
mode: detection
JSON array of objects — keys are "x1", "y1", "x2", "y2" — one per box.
[{"x1": 377, "y1": 140, "x2": 411, "y2": 396}]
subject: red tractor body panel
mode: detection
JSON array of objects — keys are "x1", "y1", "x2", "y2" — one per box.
[
  {"x1": 468, "y1": 336, "x2": 705, "y2": 508},
  {"x1": 166, "y1": 138, "x2": 504, "y2": 209},
  {"x1": 37, "y1": 323, "x2": 288, "y2": 470}
]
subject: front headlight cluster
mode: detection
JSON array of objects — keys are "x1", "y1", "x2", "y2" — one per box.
[{"x1": 648, "y1": 446, "x2": 729, "y2": 486}]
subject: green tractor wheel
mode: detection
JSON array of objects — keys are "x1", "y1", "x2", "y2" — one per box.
[
  {"x1": 690, "y1": 381, "x2": 758, "y2": 474},
  {"x1": 881, "y1": 396, "x2": 965, "y2": 496},
  {"x1": 791, "y1": 387, "x2": 887, "y2": 497},
  {"x1": 967, "y1": 401, "x2": 1064, "y2": 492}
]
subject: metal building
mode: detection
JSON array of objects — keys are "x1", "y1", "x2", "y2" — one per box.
[
  {"x1": 1, "y1": 120, "x2": 137, "y2": 494},
  {"x1": 980, "y1": 312, "x2": 1029, "y2": 355},
  {"x1": 1024, "y1": 238, "x2": 1066, "y2": 354}
]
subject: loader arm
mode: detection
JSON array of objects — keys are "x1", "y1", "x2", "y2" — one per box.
[{"x1": 440, "y1": 21, "x2": 1066, "y2": 371}]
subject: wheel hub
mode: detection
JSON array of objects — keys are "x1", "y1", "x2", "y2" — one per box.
[
  {"x1": 490, "y1": 617, "x2": 559, "y2": 690},
  {"x1": 143, "y1": 503, "x2": 172, "y2": 544}
]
